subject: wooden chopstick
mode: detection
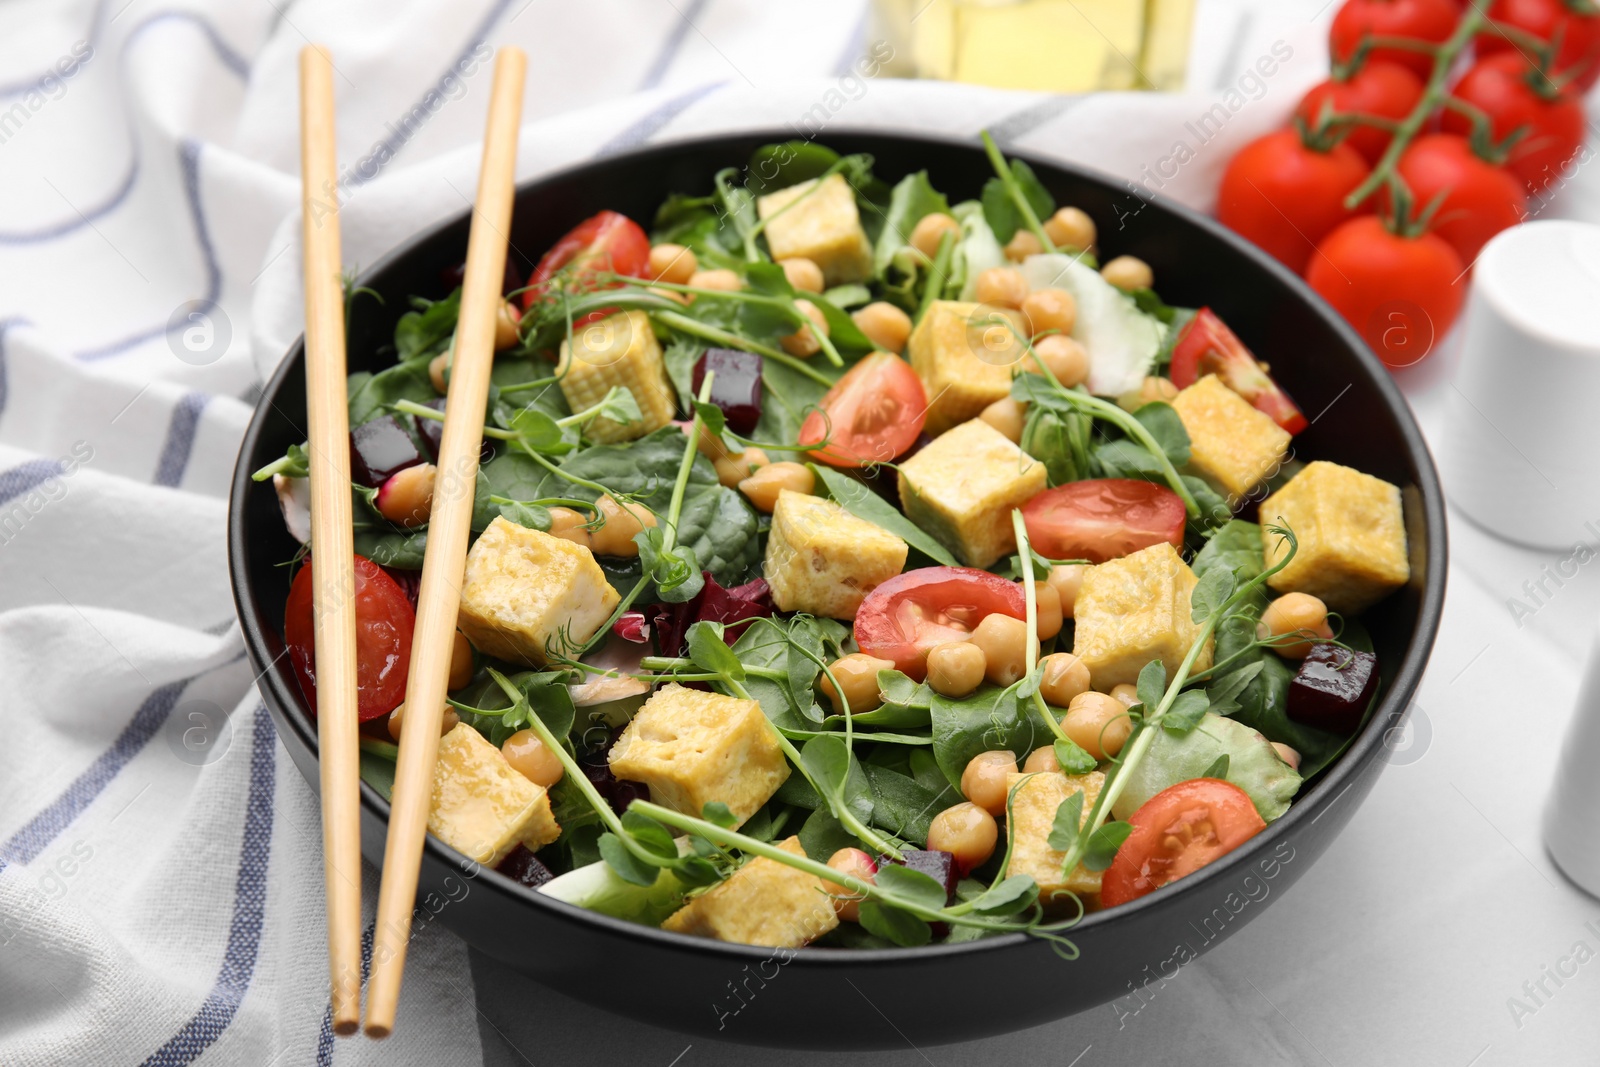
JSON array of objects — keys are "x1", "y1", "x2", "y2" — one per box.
[
  {"x1": 364, "y1": 45, "x2": 528, "y2": 1039},
  {"x1": 298, "y1": 44, "x2": 364, "y2": 1038}
]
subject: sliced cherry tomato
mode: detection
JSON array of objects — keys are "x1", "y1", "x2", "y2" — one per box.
[
  {"x1": 797, "y1": 352, "x2": 927, "y2": 468},
  {"x1": 1478, "y1": 0, "x2": 1600, "y2": 92},
  {"x1": 1168, "y1": 309, "x2": 1307, "y2": 434},
  {"x1": 520, "y1": 209, "x2": 651, "y2": 314},
  {"x1": 1100, "y1": 779, "x2": 1267, "y2": 908},
  {"x1": 1387, "y1": 134, "x2": 1527, "y2": 266},
  {"x1": 284, "y1": 554, "x2": 416, "y2": 721},
  {"x1": 1021, "y1": 480, "x2": 1186, "y2": 564},
  {"x1": 1329, "y1": 0, "x2": 1462, "y2": 79},
  {"x1": 1294, "y1": 61, "x2": 1426, "y2": 166},
  {"x1": 1217, "y1": 127, "x2": 1372, "y2": 276},
  {"x1": 854, "y1": 567, "x2": 1025, "y2": 680},
  {"x1": 1441, "y1": 52, "x2": 1586, "y2": 193}
]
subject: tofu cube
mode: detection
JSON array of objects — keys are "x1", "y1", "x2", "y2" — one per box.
[
  {"x1": 897, "y1": 419, "x2": 1047, "y2": 568},
  {"x1": 429, "y1": 723, "x2": 561, "y2": 866},
  {"x1": 1005, "y1": 770, "x2": 1106, "y2": 907},
  {"x1": 1171, "y1": 374, "x2": 1291, "y2": 501},
  {"x1": 908, "y1": 301, "x2": 1030, "y2": 434},
  {"x1": 755, "y1": 174, "x2": 872, "y2": 285},
  {"x1": 556, "y1": 309, "x2": 677, "y2": 443},
  {"x1": 608, "y1": 683, "x2": 790, "y2": 827},
  {"x1": 456, "y1": 517, "x2": 621, "y2": 666},
  {"x1": 763, "y1": 490, "x2": 908, "y2": 619},
  {"x1": 1259, "y1": 460, "x2": 1409, "y2": 613},
  {"x1": 1072, "y1": 542, "x2": 1214, "y2": 689},
  {"x1": 662, "y1": 836, "x2": 839, "y2": 948}
]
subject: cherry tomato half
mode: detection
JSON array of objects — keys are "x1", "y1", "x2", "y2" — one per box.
[
  {"x1": 284, "y1": 554, "x2": 417, "y2": 721},
  {"x1": 1099, "y1": 779, "x2": 1267, "y2": 908},
  {"x1": 1217, "y1": 128, "x2": 1371, "y2": 276},
  {"x1": 1441, "y1": 53, "x2": 1586, "y2": 193},
  {"x1": 1021, "y1": 480, "x2": 1186, "y2": 564},
  {"x1": 1388, "y1": 134, "x2": 1527, "y2": 266},
  {"x1": 1294, "y1": 61, "x2": 1426, "y2": 166},
  {"x1": 1329, "y1": 0, "x2": 1462, "y2": 79},
  {"x1": 1478, "y1": 0, "x2": 1600, "y2": 92},
  {"x1": 798, "y1": 352, "x2": 928, "y2": 468},
  {"x1": 521, "y1": 209, "x2": 651, "y2": 311},
  {"x1": 854, "y1": 567, "x2": 1025, "y2": 680},
  {"x1": 1168, "y1": 308, "x2": 1306, "y2": 434}
]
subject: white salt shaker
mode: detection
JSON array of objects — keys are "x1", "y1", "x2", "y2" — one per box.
[
  {"x1": 1441, "y1": 220, "x2": 1600, "y2": 549},
  {"x1": 1547, "y1": 617, "x2": 1600, "y2": 898}
]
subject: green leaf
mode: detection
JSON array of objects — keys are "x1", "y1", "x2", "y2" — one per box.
[
  {"x1": 822, "y1": 283, "x2": 872, "y2": 309},
  {"x1": 874, "y1": 170, "x2": 951, "y2": 275},
  {"x1": 495, "y1": 500, "x2": 552, "y2": 531},
  {"x1": 1132, "y1": 401, "x2": 1191, "y2": 466},
  {"x1": 810, "y1": 465, "x2": 957, "y2": 566},
  {"x1": 598, "y1": 833, "x2": 659, "y2": 887},
  {"x1": 509, "y1": 406, "x2": 567, "y2": 452},
  {"x1": 1083, "y1": 822, "x2": 1135, "y2": 871},
  {"x1": 1190, "y1": 565, "x2": 1235, "y2": 624},
  {"x1": 1113, "y1": 713, "x2": 1302, "y2": 822},
  {"x1": 930, "y1": 685, "x2": 1049, "y2": 790},
  {"x1": 873, "y1": 862, "x2": 949, "y2": 912},
  {"x1": 595, "y1": 386, "x2": 644, "y2": 428},
  {"x1": 1046, "y1": 789, "x2": 1086, "y2": 851},
  {"x1": 686, "y1": 621, "x2": 744, "y2": 681},
  {"x1": 620, "y1": 810, "x2": 678, "y2": 862},
  {"x1": 1161, "y1": 689, "x2": 1211, "y2": 736},
  {"x1": 980, "y1": 158, "x2": 1054, "y2": 245},
  {"x1": 393, "y1": 289, "x2": 461, "y2": 362},
  {"x1": 800, "y1": 734, "x2": 875, "y2": 827},
  {"x1": 1201, "y1": 753, "x2": 1230, "y2": 779},
  {"x1": 1206, "y1": 661, "x2": 1265, "y2": 718},
  {"x1": 662, "y1": 338, "x2": 702, "y2": 412},
  {"x1": 747, "y1": 141, "x2": 844, "y2": 195},
  {"x1": 861, "y1": 763, "x2": 945, "y2": 843},
  {"x1": 858, "y1": 902, "x2": 933, "y2": 947},
  {"x1": 970, "y1": 874, "x2": 1039, "y2": 917},
  {"x1": 347, "y1": 359, "x2": 437, "y2": 428},
  {"x1": 701, "y1": 801, "x2": 738, "y2": 829},
  {"x1": 358, "y1": 743, "x2": 396, "y2": 801},
  {"x1": 1052, "y1": 737, "x2": 1098, "y2": 775},
  {"x1": 798, "y1": 808, "x2": 859, "y2": 861},
  {"x1": 1136, "y1": 660, "x2": 1167, "y2": 713}
]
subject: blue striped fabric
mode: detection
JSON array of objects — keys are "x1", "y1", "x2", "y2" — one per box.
[
  {"x1": 0, "y1": 317, "x2": 22, "y2": 416},
  {"x1": 0, "y1": 0, "x2": 106, "y2": 99},
  {"x1": 594, "y1": 80, "x2": 726, "y2": 157},
  {"x1": 0, "y1": 458, "x2": 66, "y2": 514},
  {"x1": 636, "y1": 0, "x2": 709, "y2": 91},
  {"x1": 153, "y1": 391, "x2": 211, "y2": 488},
  {"x1": 314, "y1": 922, "x2": 376, "y2": 1067}
]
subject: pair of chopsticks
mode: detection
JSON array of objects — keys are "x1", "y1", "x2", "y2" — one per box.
[{"x1": 298, "y1": 42, "x2": 527, "y2": 1038}]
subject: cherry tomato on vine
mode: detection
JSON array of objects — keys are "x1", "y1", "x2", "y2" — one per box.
[
  {"x1": 797, "y1": 352, "x2": 927, "y2": 467},
  {"x1": 521, "y1": 209, "x2": 650, "y2": 313},
  {"x1": 1388, "y1": 133, "x2": 1528, "y2": 265},
  {"x1": 1440, "y1": 52, "x2": 1586, "y2": 193},
  {"x1": 1478, "y1": 0, "x2": 1600, "y2": 91},
  {"x1": 1329, "y1": 0, "x2": 1462, "y2": 79},
  {"x1": 854, "y1": 568, "x2": 1025, "y2": 680},
  {"x1": 1294, "y1": 61, "x2": 1427, "y2": 165},
  {"x1": 1099, "y1": 779, "x2": 1266, "y2": 908},
  {"x1": 1306, "y1": 216, "x2": 1465, "y2": 369},
  {"x1": 1217, "y1": 127, "x2": 1372, "y2": 276},
  {"x1": 284, "y1": 554, "x2": 417, "y2": 721}
]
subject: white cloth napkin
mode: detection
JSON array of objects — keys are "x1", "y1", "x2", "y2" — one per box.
[{"x1": 2, "y1": 0, "x2": 1599, "y2": 1064}]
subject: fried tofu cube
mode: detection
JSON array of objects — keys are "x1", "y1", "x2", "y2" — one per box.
[
  {"x1": 662, "y1": 836, "x2": 839, "y2": 948},
  {"x1": 1005, "y1": 770, "x2": 1105, "y2": 907},
  {"x1": 755, "y1": 174, "x2": 872, "y2": 285},
  {"x1": 455, "y1": 517, "x2": 621, "y2": 666},
  {"x1": 1259, "y1": 460, "x2": 1409, "y2": 613},
  {"x1": 908, "y1": 301, "x2": 1030, "y2": 434},
  {"x1": 556, "y1": 309, "x2": 676, "y2": 443},
  {"x1": 1072, "y1": 542, "x2": 1214, "y2": 689},
  {"x1": 1171, "y1": 374, "x2": 1291, "y2": 501},
  {"x1": 429, "y1": 723, "x2": 561, "y2": 866},
  {"x1": 608, "y1": 683, "x2": 790, "y2": 827},
  {"x1": 763, "y1": 489, "x2": 908, "y2": 619},
  {"x1": 897, "y1": 419, "x2": 1046, "y2": 568}
]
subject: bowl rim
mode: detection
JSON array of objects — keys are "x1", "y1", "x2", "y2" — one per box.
[{"x1": 228, "y1": 126, "x2": 1448, "y2": 966}]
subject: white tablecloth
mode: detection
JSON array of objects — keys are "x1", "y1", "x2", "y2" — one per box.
[{"x1": 1, "y1": 1, "x2": 1598, "y2": 1064}]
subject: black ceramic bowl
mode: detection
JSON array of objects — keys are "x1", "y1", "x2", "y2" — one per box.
[{"x1": 228, "y1": 131, "x2": 1446, "y2": 1050}]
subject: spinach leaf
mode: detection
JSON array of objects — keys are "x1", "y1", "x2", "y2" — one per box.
[
  {"x1": 1020, "y1": 405, "x2": 1090, "y2": 487},
  {"x1": 874, "y1": 170, "x2": 950, "y2": 276},
  {"x1": 1083, "y1": 822, "x2": 1135, "y2": 871},
  {"x1": 980, "y1": 158, "x2": 1054, "y2": 244},
  {"x1": 798, "y1": 807, "x2": 859, "y2": 861},
  {"x1": 394, "y1": 289, "x2": 461, "y2": 362},
  {"x1": 752, "y1": 358, "x2": 834, "y2": 449},
  {"x1": 810, "y1": 464, "x2": 957, "y2": 567},
  {"x1": 930, "y1": 683, "x2": 1050, "y2": 790},
  {"x1": 662, "y1": 338, "x2": 702, "y2": 412},
  {"x1": 453, "y1": 669, "x2": 576, "y2": 748},
  {"x1": 969, "y1": 875, "x2": 1039, "y2": 918},
  {"x1": 652, "y1": 192, "x2": 746, "y2": 271},
  {"x1": 858, "y1": 902, "x2": 932, "y2": 947},
  {"x1": 801, "y1": 735, "x2": 875, "y2": 828},
  {"x1": 1132, "y1": 402, "x2": 1190, "y2": 466},
  {"x1": 826, "y1": 670, "x2": 930, "y2": 729},
  {"x1": 358, "y1": 742, "x2": 396, "y2": 801},
  {"x1": 823, "y1": 283, "x2": 872, "y2": 309},
  {"x1": 861, "y1": 763, "x2": 945, "y2": 844},
  {"x1": 747, "y1": 141, "x2": 844, "y2": 195},
  {"x1": 348, "y1": 357, "x2": 436, "y2": 427},
  {"x1": 732, "y1": 616, "x2": 849, "y2": 730}
]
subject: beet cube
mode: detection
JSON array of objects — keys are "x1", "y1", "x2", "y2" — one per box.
[
  {"x1": 693, "y1": 348, "x2": 764, "y2": 435},
  {"x1": 1287, "y1": 644, "x2": 1379, "y2": 735},
  {"x1": 350, "y1": 415, "x2": 425, "y2": 488},
  {"x1": 496, "y1": 844, "x2": 554, "y2": 889},
  {"x1": 881, "y1": 849, "x2": 958, "y2": 904},
  {"x1": 411, "y1": 397, "x2": 494, "y2": 465}
]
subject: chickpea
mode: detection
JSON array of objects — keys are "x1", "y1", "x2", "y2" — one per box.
[
  {"x1": 738, "y1": 462, "x2": 813, "y2": 513},
  {"x1": 1046, "y1": 564, "x2": 1086, "y2": 619},
  {"x1": 822, "y1": 847, "x2": 878, "y2": 922},
  {"x1": 1109, "y1": 683, "x2": 1140, "y2": 708},
  {"x1": 494, "y1": 300, "x2": 522, "y2": 351},
  {"x1": 1062, "y1": 691, "x2": 1131, "y2": 760},
  {"x1": 546, "y1": 506, "x2": 593, "y2": 549},
  {"x1": 376, "y1": 463, "x2": 436, "y2": 527},
  {"x1": 910, "y1": 212, "x2": 962, "y2": 259},
  {"x1": 1030, "y1": 334, "x2": 1090, "y2": 387},
  {"x1": 696, "y1": 421, "x2": 734, "y2": 462},
  {"x1": 428, "y1": 351, "x2": 451, "y2": 394},
  {"x1": 1258, "y1": 592, "x2": 1333, "y2": 658},
  {"x1": 818, "y1": 653, "x2": 895, "y2": 715},
  {"x1": 713, "y1": 447, "x2": 767, "y2": 488},
  {"x1": 1038, "y1": 652, "x2": 1091, "y2": 707},
  {"x1": 973, "y1": 267, "x2": 1030, "y2": 310},
  {"x1": 970, "y1": 613, "x2": 1038, "y2": 688},
  {"x1": 1032, "y1": 582, "x2": 1064, "y2": 641},
  {"x1": 779, "y1": 257, "x2": 824, "y2": 293},
  {"x1": 961, "y1": 749, "x2": 1019, "y2": 816},
  {"x1": 689, "y1": 268, "x2": 742, "y2": 293},
  {"x1": 647, "y1": 285, "x2": 691, "y2": 306},
  {"x1": 1101, "y1": 254, "x2": 1154, "y2": 292},
  {"x1": 1117, "y1": 375, "x2": 1179, "y2": 412},
  {"x1": 648, "y1": 243, "x2": 698, "y2": 285},
  {"x1": 851, "y1": 301, "x2": 913, "y2": 354},
  {"x1": 590, "y1": 493, "x2": 657, "y2": 557},
  {"x1": 502, "y1": 728, "x2": 565, "y2": 787},
  {"x1": 1021, "y1": 287, "x2": 1077, "y2": 338},
  {"x1": 926, "y1": 802, "x2": 998, "y2": 875},
  {"x1": 388, "y1": 699, "x2": 459, "y2": 742},
  {"x1": 979, "y1": 396, "x2": 1026, "y2": 444},
  {"x1": 1022, "y1": 746, "x2": 1061, "y2": 774},
  {"x1": 448, "y1": 630, "x2": 474, "y2": 691},
  {"x1": 1003, "y1": 229, "x2": 1043, "y2": 263},
  {"x1": 1272, "y1": 742, "x2": 1302, "y2": 772},
  {"x1": 1044, "y1": 206, "x2": 1097, "y2": 251},
  {"x1": 927, "y1": 641, "x2": 986, "y2": 698},
  {"x1": 780, "y1": 299, "x2": 830, "y2": 358}
]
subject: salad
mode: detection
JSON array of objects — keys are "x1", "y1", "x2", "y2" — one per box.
[{"x1": 255, "y1": 136, "x2": 1410, "y2": 953}]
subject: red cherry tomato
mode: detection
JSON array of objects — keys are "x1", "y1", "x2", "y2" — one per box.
[
  {"x1": 1478, "y1": 0, "x2": 1600, "y2": 91},
  {"x1": 1387, "y1": 134, "x2": 1528, "y2": 266},
  {"x1": 1294, "y1": 61, "x2": 1426, "y2": 165},
  {"x1": 1217, "y1": 128, "x2": 1372, "y2": 276},
  {"x1": 798, "y1": 352, "x2": 928, "y2": 467},
  {"x1": 284, "y1": 554, "x2": 417, "y2": 721},
  {"x1": 1168, "y1": 309, "x2": 1307, "y2": 434},
  {"x1": 1100, "y1": 779, "x2": 1267, "y2": 908},
  {"x1": 1329, "y1": 0, "x2": 1462, "y2": 78},
  {"x1": 854, "y1": 568, "x2": 1025, "y2": 680},
  {"x1": 1306, "y1": 216, "x2": 1465, "y2": 370},
  {"x1": 521, "y1": 209, "x2": 651, "y2": 313},
  {"x1": 1020, "y1": 480, "x2": 1186, "y2": 564},
  {"x1": 1440, "y1": 53, "x2": 1586, "y2": 193}
]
